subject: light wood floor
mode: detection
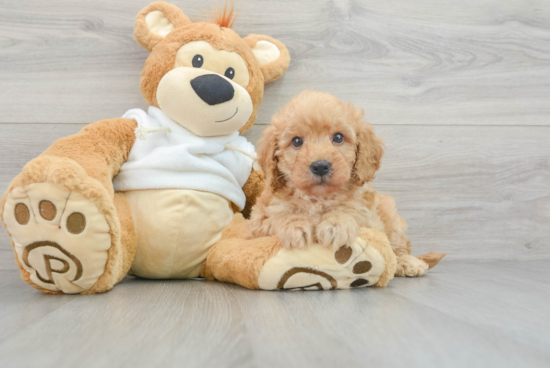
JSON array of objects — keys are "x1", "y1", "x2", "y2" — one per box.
[
  {"x1": 1, "y1": 0, "x2": 549, "y2": 367},
  {"x1": 1, "y1": 261, "x2": 549, "y2": 367}
]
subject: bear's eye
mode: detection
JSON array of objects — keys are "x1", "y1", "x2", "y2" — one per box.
[
  {"x1": 292, "y1": 137, "x2": 303, "y2": 148},
  {"x1": 192, "y1": 55, "x2": 204, "y2": 68},
  {"x1": 332, "y1": 133, "x2": 344, "y2": 144},
  {"x1": 224, "y1": 67, "x2": 235, "y2": 80}
]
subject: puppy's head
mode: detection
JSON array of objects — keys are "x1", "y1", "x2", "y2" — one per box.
[{"x1": 258, "y1": 91, "x2": 385, "y2": 195}]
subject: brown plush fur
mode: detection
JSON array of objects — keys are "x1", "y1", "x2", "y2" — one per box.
[
  {"x1": 1, "y1": 2, "x2": 291, "y2": 294},
  {"x1": 135, "y1": 1, "x2": 192, "y2": 51},
  {"x1": 41, "y1": 118, "x2": 137, "y2": 196},
  {"x1": 113, "y1": 192, "x2": 138, "y2": 283},
  {"x1": 0, "y1": 119, "x2": 139, "y2": 293},
  {"x1": 201, "y1": 214, "x2": 282, "y2": 289},
  {"x1": 138, "y1": 15, "x2": 289, "y2": 135},
  {"x1": 357, "y1": 228, "x2": 396, "y2": 287},
  {"x1": 250, "y1": 91, "x2": 445, "y2": 277}
]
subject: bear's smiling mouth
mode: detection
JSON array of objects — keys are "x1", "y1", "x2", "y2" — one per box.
[{"x1": 215, "y1": 108, "x2": 238, "y2": 123}]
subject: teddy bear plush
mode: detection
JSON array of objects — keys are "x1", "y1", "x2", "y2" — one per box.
[{"x1": 1, "y1": 1, "x2": 397, "y2": 294}]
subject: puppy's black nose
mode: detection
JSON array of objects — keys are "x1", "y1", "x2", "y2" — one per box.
[
  {"x1": 190, "y1": 74, "x2": 234, "y2": 105},
  {"x1": 310, "y1": 160, "x2": 332, "y2": 177}
]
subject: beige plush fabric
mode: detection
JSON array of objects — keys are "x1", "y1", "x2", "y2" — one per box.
[
  {"x1": 251, "y1": 40, "x2": 281, "y2": 66},
  {"x1": 0, "y1": 154, "x2": 135, "y2": 295},
  {"x1": 145, "y1": 10, "x2": 176, "y2": 37},
  {"x1": 125, "y1": 189, "x2": 234, "y2": 279},
  {"x1": 1, "y1": 1, "x2": 292, "y2": 294},
  {"x1": 258, "y1": 231, "x2": 388, "y2": 290},
  {"x1": 243, "y1": 34, "x2": 291, "y2": 84},
  {"x1": 203, "y1": 214, "x2": 396, "y2": 290},
  {"x1": 156, "y1": 67, "x2": 254, "y2": 137},
  {"x1": 174, "y1": 41, "x2": 251, "y2": 87},
  {"x1": 3, "y1": 183, "x2": 112, "y2": 294}
]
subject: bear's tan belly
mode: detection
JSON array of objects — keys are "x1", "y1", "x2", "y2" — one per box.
[{"x1": 123, "y1": 189, "x2": 234, "y2": 279}]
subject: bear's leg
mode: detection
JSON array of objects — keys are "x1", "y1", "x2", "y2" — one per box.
[
  {"x1": 201, "y1": 214, "x2": 281, "y2": 289},
  {"x1": 1, "y1": 157, "x2": 137, "y2": 294},
  {"x1": 202, "y1": 215, "x2": 397, "y2": 290},
  {"x1": 111, "y1": 192, "x2": 138, "y2": 285},
  {"x1": 1, "y1": 118, "x2": 138, "y2": 294}
]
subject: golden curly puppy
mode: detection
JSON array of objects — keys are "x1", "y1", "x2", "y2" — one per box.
[{"x1": 249, "y1": 90, "x2": 444, "y2": 277}]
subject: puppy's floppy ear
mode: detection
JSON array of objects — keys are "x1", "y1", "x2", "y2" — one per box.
[
  {"x1": 352, "y1": 121, "x2": 385, "y2": 186},
  {"x1": 257, "y1": 126, "x2": 285, "y2": 191},
  {"x1": 244, "y1": 35, "x2": 291, "y2": 83},
  {"x1": 134, "y1": 1, "x2": 192, "y2": 51}
]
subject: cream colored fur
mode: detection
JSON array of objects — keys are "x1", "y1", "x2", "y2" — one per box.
[{"x1": 250, "y1": 91, "x2": 445, "y2": 277}]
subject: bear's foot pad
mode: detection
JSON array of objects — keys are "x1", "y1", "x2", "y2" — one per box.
[
  {"x1": 3, "y1": 183, "x2": 111, "y2": 293},
  {"x1": 258, "y1": 235, "x2": 386, "y2": 290}
]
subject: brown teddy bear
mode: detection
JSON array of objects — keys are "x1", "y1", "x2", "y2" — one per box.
[{"x1": 1, "y1": 1, "x2": 397, "y2": 294}]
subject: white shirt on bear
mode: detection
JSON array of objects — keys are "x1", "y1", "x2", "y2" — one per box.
[{"x1": 113, "y1": 106, "x2": 255, "y2": 210}]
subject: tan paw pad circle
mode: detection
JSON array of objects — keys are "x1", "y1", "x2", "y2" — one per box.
[
  {"x1": 353, "y1": 261, "x2": 372, "y2": 274},
  {"x1": 335, "y1": 245, "x2": 352, "y2": 264},
  {"x1": 67, "y1": 212, "x2": 86, "y2": 234},
  {"x1": 39, "y1": 200, "x2": 56, "y2": 220},
  {"x1": 350, "y1": 278, "x2": 369, "y2": 287},
  {"x1": 14, "y1": 203, "x2": 30, "y2": 225}
]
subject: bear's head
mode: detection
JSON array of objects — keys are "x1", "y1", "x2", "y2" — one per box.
[{"x1": 134, "y1": 1, "x2": 290, "y2": 137}]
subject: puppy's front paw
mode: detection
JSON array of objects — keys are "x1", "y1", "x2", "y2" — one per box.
[
  {"x1": 316, "y1": 219, "x2": 357, "y2": 250},
  {"x1": 278, "y1": 221, "x2": 313, "y2": 249}
]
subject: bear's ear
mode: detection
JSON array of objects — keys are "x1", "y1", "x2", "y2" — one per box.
[
  {"x1": 134, "y1": 1, "x2": 192, "y2": 51},
  {"x1": 244, "y1": 35, "x2": 291, "y2": 83}
]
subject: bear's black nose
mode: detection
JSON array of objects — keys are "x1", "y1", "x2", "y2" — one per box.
[
  {"x1": 310, "y1": 160, "x2": 332, "y2": 177},
  {"x1": 190, "y1": 74, "x2": 234, "y2": 105}
]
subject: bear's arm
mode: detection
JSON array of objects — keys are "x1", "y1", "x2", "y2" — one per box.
[
  {"x1": 241, "y1": 169, "x2": 265, "y2": 219},
  {"x1": 42, "y1": 118, "x2": 138, "y2": 195}
]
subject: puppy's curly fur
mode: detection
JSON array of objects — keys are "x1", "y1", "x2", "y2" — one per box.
[{"x1": 249, "y1": 91, "x2": 444, "y2": 277}]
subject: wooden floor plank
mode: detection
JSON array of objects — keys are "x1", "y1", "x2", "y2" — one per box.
[
  {"x1": 0, "y1": 242, "x2": 17, "y2": 271},
  {"x1": 1, "y1": 262, "x2": 549, "y2": 368},
  {"x1": 0, "y1": 278, "x2": 254, "y2": 368},
  {"x1": 390, "y1": 261, "x2": 550, "y2": 353},
  {"x1": 0, "y1": 271, "x2": 77, "y2": 344},
  {"x1": 231, "y1": 275, "x2": 550, "y2": 368}
]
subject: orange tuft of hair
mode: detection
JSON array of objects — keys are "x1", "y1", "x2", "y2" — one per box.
[{"x1": 209, "y1": 2, "x2": 238, "y2": 28}]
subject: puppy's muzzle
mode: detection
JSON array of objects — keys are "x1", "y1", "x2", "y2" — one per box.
[
  {"x1": 191, "y1": 74, "x2": 234, "y2": 105},
  {"x1": 310, "y1": 160, "x2": 332, "y2": 177}
]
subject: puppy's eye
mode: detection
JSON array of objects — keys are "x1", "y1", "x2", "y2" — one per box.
[
  {"x1": 224, "y1": 67, "x2": 235, "y2": 80},
  {"x1": 292, "y1": 137, "x2": 303, "y2": 148},
  {"x1": 332, "y1": 133, "x2": 344, "y2": 144},
  {"x1": 192, "y1": 55, "x2": 204, "y2": 68}
]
